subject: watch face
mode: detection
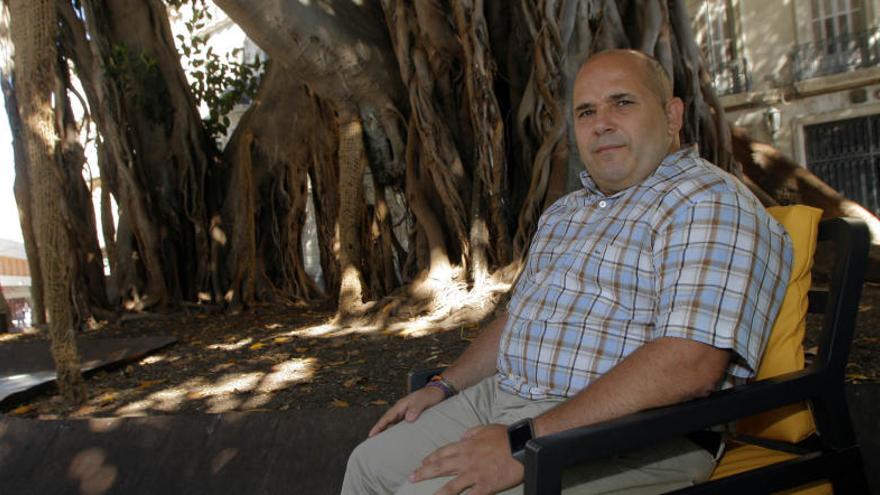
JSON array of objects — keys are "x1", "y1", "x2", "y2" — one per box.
[{"x1": 509, "y1": 420, "x2": 533, "y2": 452}]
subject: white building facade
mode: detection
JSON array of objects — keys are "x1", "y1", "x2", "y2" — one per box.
[{"x1": 688, "y1": 0, "x2": 880, "y2": 213}]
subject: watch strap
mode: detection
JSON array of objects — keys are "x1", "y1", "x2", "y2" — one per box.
[{"x1": 507, "y1": 417, "x2": 535, "y2": 464}]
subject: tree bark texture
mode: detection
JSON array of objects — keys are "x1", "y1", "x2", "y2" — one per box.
[
  {"x1": 336, "y1": 116, "x2": 369, "y2": 315},
  {"x1": 220, "y1": 63, "x2": 326, "y2": 306},
  {"x1": 8, "y1": 0, "x2": 86, "y2": 405},
  {"x1": 57, "y1": 0, "x2": 221, "y2": 311}
]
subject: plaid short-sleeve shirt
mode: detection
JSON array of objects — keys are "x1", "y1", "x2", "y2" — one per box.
[{"x1": 497, "y1": 147, "x2": 792, "y2": 400}]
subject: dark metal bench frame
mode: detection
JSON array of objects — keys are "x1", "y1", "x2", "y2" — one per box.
[{"x1": 409, "y1": 217, "x2": 871, "y2": 494}]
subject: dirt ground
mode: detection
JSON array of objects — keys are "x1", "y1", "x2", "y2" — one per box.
[{"x1": 2, "y1": 282, "x2": 879, "y2": 419}]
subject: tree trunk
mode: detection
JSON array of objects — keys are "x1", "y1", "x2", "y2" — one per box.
[
  {"x1": 53, "y1": 50, "x2": 110, "y2": 323},
  {"x1": 221, "y1": 63, "x2": 326, "y2": 306},
  {"x1": 101, "y1": 0, "x2": 217, "y2": 305},
  {"x1": 213, "y1": 0, "x2": 404, "y2": 110},
  {"x1": 59, "y1": 0, "x2": 170, "y2": 310},
  {"x1": 306, "y1": 91, "x2": 342, "y2": 299},
  {"x1": 0, "y1": 33, "x2": 46, "y2": 326},
  {"x1": 9, "y1": 0, "x2": 86, "y2": 405},
  {"x1": 336, "y1": 116, "x2": 369, "y2": 316},
  {"x1": 60, "y1": 0, "x2": 220, "y2": 310}
]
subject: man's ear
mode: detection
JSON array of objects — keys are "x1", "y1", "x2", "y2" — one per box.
[{"x1": 665, "y1": 97, "x2": 684, "y2": 136}]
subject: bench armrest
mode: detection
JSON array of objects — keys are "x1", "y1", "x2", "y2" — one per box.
[{"x1": 523, "y1": 368, "x2": 826, "y2": 493}]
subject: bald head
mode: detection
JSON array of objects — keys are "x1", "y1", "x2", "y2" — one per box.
[{"x1": 580, "y1": 50, "x2": 674, "y2": 106}]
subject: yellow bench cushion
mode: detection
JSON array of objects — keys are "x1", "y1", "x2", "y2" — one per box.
[
  {"x1": 710, "y1": 443, "x2": 831, "y2": 494},
  {"x1": 710, "y1": 205, "x2": 828, "y2": 492},
  {"x1": 736, "y1": 205, "x2": 822, "y2": 443}
]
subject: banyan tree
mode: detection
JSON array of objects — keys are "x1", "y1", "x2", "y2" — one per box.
[{"x1": 4, "y1": 0, "x2": 877, "y2": 404}]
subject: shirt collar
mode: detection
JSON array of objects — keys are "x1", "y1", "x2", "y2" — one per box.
[{"x1": 577, "y1": 145, "x2": 698, "y2": 197}]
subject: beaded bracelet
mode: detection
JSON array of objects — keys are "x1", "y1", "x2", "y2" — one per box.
[{"x1": 426, "y1": 374, "x2": 457, "y2": 399}]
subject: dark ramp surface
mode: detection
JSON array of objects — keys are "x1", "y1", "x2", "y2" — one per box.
[
  {"x1": 0, "y1": 406, "x2": 384, "y2": 495},
  {"x1": 0, "y1": 386, "x2": 875, "y2": 494},
  {"x1": 0, "y1": 337, "x2": 177, "y2": 406}
]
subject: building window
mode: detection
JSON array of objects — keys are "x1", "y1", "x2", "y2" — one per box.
[
  {"x1": 804, "y1": 114, "x2": 880, "y2": 216},
  {"x1": 696, "y1": 0, "x2": 750, "y2": 95},
  {"x1": 810, "y1": 0, "x2": 862, "y2": 47},
  {"x1": 795, "y1": 0, "x2": 877, "y2": 79}
]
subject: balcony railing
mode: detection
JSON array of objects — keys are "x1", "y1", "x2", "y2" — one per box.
[
  {"x1": 794, "y1": 27, "x2": 880, "y2": 80},
  {"x1": 708, "y1": 57, "x2": 751, "y2": 96}
]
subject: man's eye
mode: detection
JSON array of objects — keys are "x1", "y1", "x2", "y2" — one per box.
[
  {"x1": 579, "y1": 109, "x2": 595, "y2": 118},
  {"x1": 616, "y1": 100, "x2": 633, "y2": 106}
]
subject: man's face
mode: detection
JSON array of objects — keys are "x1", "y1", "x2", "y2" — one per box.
[{"x1": 572, "y1": 52, "x2": 683, "y2": 195}]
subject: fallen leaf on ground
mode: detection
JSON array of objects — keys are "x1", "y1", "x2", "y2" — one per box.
[
  {"x1": 369, "y1": 399, "x2": 388, "y2": 406},
  {"x1": 332, "y1": 399, "x2": 350, "y2": 408},
  {"x1": 265, "y1": 323, "x2": 283, "y2": 330},
  {"x1": 343, "y1": 377, "x2": 361, "y2": 388},
  {"x1": 846, "y1": 373, "x2": 869, "y2": 382},
  {"x1": 74, "y1": 405, "x2": 97, "y2": 416},
  {"x1": 249, "y1": 342, "x2": 266, "y2": 351},
  {"x1": 137, "y1": 379, "x2": 167, "y2": 390},
  {"x1": 273, "y1": 337, "x2": 291, "y2": 344},
  {"x1": 96, "y1": 392, "x2": 117, "y2": 404},
  {"x1": 10, "y1": 405, "x2": 32, "y2": 415},
  {"x1": 295, "y1": 347, "x2": 309, "y2": 353}
]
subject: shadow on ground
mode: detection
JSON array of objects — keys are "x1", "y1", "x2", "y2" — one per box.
[{"x1": 0, "y1": 406, "x2": 384, "y2": 495}]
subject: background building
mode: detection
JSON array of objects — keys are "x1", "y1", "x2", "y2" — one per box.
[
  {"x1": 0, "y1": 239, "x2": 31, "y2": 328},
  {"x1": 688, "y1": 0, "x2": 880, "y2": 214}
]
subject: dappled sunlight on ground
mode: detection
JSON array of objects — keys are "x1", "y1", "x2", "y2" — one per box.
[
  {"x1": 138, "y1": 354, "x2": 170, "y2": 366},
  {"x1": 111, "y1": 358, "x2": 316, "y2": 416},
  {"x1": 286, "y1": 274, "x2": 513, "y2": 339},
  {"x1": 0, "y1": 330, "x2": 35, "y2": 343},
  {"x1": 206, "y1": 337, "x2": 254, "y2": 351},
  {"x1": 2, "y1": 300, "x2": 485, "y2": 417}
]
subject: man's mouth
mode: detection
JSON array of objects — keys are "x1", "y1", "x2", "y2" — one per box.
[{"x1": 593, "y1": 144, "x2": 624, "y2": 154}]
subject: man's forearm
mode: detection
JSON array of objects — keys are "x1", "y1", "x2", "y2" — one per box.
[
  {"x1": 532, "y1": 337, "x2": 730, "y2": 438},
  {"x1": 440, "y1": 312, "x2": 508, "y2": 391}
]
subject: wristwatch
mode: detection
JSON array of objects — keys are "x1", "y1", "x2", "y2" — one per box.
[{"x1": 507, "y1": 417, "x2": 535, "y2": 463}]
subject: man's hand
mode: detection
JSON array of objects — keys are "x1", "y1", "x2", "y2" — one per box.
[
  {"x1": 409, "y1": 424, "x2": 523, "y2": 495},
  {"x1": 368, "y1": 386, "x2": 446, "y2": 437}
]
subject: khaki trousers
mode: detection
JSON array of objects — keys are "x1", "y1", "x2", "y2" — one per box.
[{"x1": 342, "y1": 376, "x2": 715, "y2": 495}]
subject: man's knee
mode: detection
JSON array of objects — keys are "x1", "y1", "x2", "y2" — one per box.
[
  {"x1": 345, "y1": 435, "x2": 383, "y2": 481},
  {"x1": 343, "y1": 436, "x2": 385, "y2": 494},
  {"x1": 343, "y1": 429, "x2": 417, "y2": 494}
]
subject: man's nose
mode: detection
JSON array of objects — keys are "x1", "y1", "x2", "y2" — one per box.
[{"x1": 593, "y1": 107, "x2": 615, "y2": 134}]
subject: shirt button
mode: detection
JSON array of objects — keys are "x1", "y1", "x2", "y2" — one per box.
[{"x1": 598, "y1": 200, "x2": 607, "y2": 208}]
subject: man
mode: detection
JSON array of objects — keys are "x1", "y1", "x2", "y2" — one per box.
[{"x1": 343, "y1": 49, "x2": 792, "y2": 495}]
